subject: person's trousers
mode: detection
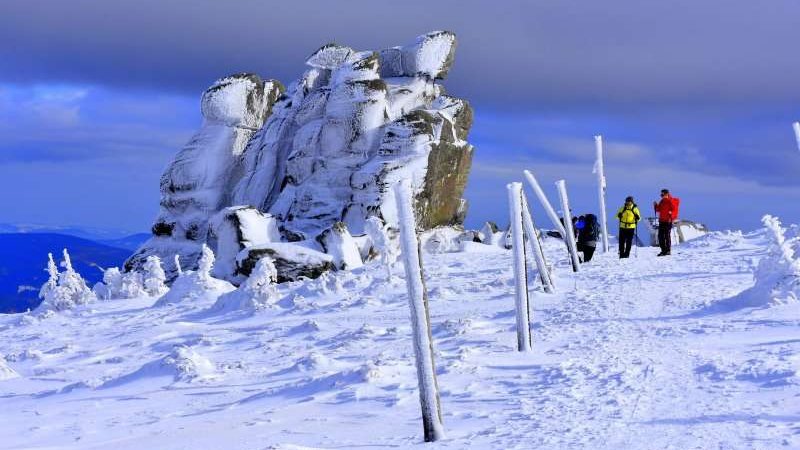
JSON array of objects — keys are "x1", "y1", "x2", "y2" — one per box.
[
  {"x1": 577, "y1": 243, "x2": 596, "y2": 262},
  {"x1": 658, "y1": 221, "x2": 672, "y2": 254},
  {"x1": 618, "y1": 227, "x2": 635, "y2": 257}
]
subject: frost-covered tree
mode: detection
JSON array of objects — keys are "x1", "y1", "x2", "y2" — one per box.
[
  {"x1": 211, "y1": 257, "x2": 278, "y2": 312},
  {"x1": 365, "y1": 216, "x2": 397, "y2": 279},
  {"x1": 197, "y1": 244, "x2": 215, "y2": 283},
  {"x1": 38, "y1": 249, "x2": 96, "y2": 311},
  {"x1": 38, "y1": 253, "x2": 58, "y2": 301},
  {"x1": 142, "y1": 256, "x2": 169, "y2": 296},
  {"x1": 118, "y1": 271, "x2": 145, "y2": 298},
  {"x1": 174, "y1": 254, "x2": 183, "y2": 276},
  {"x1": 93, "y1": 267, "x2": 123, "y2": 300}
]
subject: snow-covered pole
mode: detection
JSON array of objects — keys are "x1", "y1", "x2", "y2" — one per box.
[
  {"x1": 393, "y1": 180, "x2": 444, "y2": 442},
  {"x1": 793, "y1": 122, "x2": 800, "y2": 152},
  {"x1": 523, "y1": 170, "x2": 566, "y2": 238},
  {"x1": 508, "y1": 183, "x2": 533, "y2": 351},
  {"x1": 520, "y1": 192, "x2": 555, "y2": 293},
  {"x1": 555, "y1": 180, "x2": 581, "y2": 272},
  {"x1": 594, "y1": 136, "x2": 610, "y2": 253}
]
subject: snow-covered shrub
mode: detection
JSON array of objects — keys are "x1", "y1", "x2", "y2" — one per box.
[
  {"x1": 38, "y1": 249, "x2": 96, "y2": 312},
  {"x1": 38, "y1": 253, "x2": 58, "y2": 301},
  {"x1": 142, "y1": 256, "x2": 169, "y2": 297},
  {"x1": 365, "y1": 216, "x2": 397, "y2": 278},
  {"x1": 155, "y1": 245, "x2": 234, "y2": 307},
  {"x1": 211, "y1": 257, "x2": 279, "y2": 312},
  {"x1": 118, "y1": 271, "x2": 145, "y2": 298},
  {"x1": 93, "y1": 267, "x2": 123, "y2": 300},
  {"x1": 748, "y1": 215, "x2": 800, "y2": 305}
]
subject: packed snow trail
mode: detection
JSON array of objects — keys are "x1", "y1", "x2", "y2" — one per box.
[{"x1": 1, "y1": 231, "x2": 799, "y2": 449}]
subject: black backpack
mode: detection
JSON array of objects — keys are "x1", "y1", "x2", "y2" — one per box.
[{"x1": 579, "y1": 214, "x2": 599, "y2": 242}]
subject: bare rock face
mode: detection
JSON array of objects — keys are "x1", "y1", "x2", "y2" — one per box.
[{"x1": 127, "y1": 32, "x2": 474, "y2": 282}]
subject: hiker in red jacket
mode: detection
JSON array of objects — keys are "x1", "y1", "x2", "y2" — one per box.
[{"x1": 653, "y1": 188, "x2": 675, "y2": 256}]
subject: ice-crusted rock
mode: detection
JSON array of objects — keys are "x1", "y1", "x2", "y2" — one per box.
[
  {"x1": 379, "y1": 30, "x2": 457, "y2": 79},
  {"x1": 236, "y1": 243, "x2": 334, "y2": 282},
  {"x1": 316, "y1": 222, "x2": 363, "y2": 270},
  {"x1": 208, "y1": 206, "x2": 281, "y2": 280},
  {"x1": 126, "y1": 74, "x2": 284, "y2": 276},
  {"x1": 128, "y1": 32, "x2": 474, "y2": 285}
]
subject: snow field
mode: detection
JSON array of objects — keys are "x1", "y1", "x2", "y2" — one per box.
[{"x1": 0, "y1": 228, "x2": 798, "y2": 449}]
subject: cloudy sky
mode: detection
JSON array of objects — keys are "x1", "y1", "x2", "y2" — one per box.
[{"x1": 1, "y1": 0, "x2": 799, "y2": 233}]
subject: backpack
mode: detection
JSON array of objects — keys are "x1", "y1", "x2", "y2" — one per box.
[
  {"x1": 671, "y1": 197, "x2": 680, "y2": 221},
  {"x1": 579, "y1": 214, "x2": 599, "y2": 242}
]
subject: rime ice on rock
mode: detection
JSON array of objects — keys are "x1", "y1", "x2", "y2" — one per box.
[
  {"x1": 316, "y1": 222, "x2": 363, "y2": 270},
  {"x1": 126, "y1": 74, "x2": 284, "y2": 278},
  {"x1": 127, "y1": 32, "x2": 474, "y2": 283}
]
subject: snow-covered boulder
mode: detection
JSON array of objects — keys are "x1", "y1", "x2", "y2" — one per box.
[
  {"x1": 316, "y1": 222, "x2": 363, "y2": 270},
  {"x1": 236, "y1": 243, "x2": 334, "y2": 283},
  {"x1": 208, "y1": 205, "x2": 281, "y2": 280},
  {"x1": 127, "y1": 32, "x2": 474, "y2": 285},
  {"x1": 126, "y1": 74, "x2": 284, "y2": 275},
  {"x1": 379, "y1": 30, "x2": 457, "y2": 79}
]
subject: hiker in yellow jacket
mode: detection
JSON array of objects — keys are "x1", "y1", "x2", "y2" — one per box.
[{"x1": 617, "y1": 196, "x2": 640, "y2": 258}]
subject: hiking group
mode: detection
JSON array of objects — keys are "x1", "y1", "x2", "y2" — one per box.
[{"x1": 572, "y1": 188, "x2": 680, "y2": 262}]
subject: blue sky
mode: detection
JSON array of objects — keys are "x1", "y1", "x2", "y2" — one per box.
[{"x1": 1, "y1": 0, "x2": 799, "y2": 233}]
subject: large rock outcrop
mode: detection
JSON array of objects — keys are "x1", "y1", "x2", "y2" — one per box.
[{"x1": 127, "y1": 31, "x2": 474, "y2": 282}]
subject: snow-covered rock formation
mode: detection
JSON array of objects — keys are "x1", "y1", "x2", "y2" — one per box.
[{"x1": 127, "y1": 31, "x2": 474, "y2": 283}]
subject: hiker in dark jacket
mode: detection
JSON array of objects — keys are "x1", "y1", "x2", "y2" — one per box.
[
  {"x1": 653, "y1": 189, "x2": 675, "y2": 256},
  {"x1": 617, "y1": 196, "x2": 640, "y2": 258},
  {"x1": 577, "y1": 213, "x2": 600, "y2": 262}
]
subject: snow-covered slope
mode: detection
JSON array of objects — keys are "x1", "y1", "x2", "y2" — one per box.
[{"x1": 1, "y1": 228, "x2": 799, "y2": 449}]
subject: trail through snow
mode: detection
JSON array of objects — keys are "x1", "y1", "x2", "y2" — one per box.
[{"x1": 1, "y1": 230, "x2": 799, "y2": 449}]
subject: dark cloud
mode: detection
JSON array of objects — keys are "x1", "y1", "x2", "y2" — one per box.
[{"x1": 2, "y1": 0, "x2": 799, "y2": 110}]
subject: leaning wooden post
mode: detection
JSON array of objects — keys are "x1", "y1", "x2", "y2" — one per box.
[
  {"x1": 507, "y1": 182, "x2": 533, "y2": 351},
  {"x1": 593, "y1": 135, "x2": 610, "y2": 253},
  {"x1": 555, "y1": 179, "x2": 581, "y2": 272},
  {"x1": 793, "y1": 122, "x2": 800, "y2": 152},
  {"x1": 393, "y1": 180, "x2": 445, "y2": 442},
  {"x1": 523, "y1": 170, "x2": 566, "y2": 238},
  {"x1": 520, "y1": 192, "x2": 555, "y2": 293}
]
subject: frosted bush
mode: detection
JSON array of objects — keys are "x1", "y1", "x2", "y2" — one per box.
[
  {"x1": 211, "y1": 257, "x2": 279, "y2": 312},
  {"x1": 38, "y1": 253, "x2": 58, "y2": 302},
  {"x1": 751, "y1": 215, "x2": 800, "y2": 304},
  {"x1": 155, "y1": 245, "x2": 235, "y2": 307},
  {"x1": 142, "y1": 256, "x2": 169, "y2": 297},
  {"x1": 38, "y1": 249, "x2": 96, "y2": 312},
  {"x1": 365, "y1": 216, "x2": 397, "y2": 279},
  {"x1": 119, "y1": 271, "x2": 145, "y2": 298}
]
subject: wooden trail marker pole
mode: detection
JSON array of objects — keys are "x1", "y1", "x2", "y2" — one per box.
[
  {"x1": 520, "y1": 192, "x2": 555, "y2": 293},
  {"x1": 393, "y1": 180, "x2": 445, "y2": 442},
  {"x1": 507, "y1": 182, "x2": 532, "y2": 351},
  {"x1": 594, "y1": 135, "x2": 610, "y2": 253},
  {"x1": 523, "y1": 170, "x2": 566, "y2": 238},
  {"x1": 555, "y1": 179, "x2": 581, "y2": 272},
  {"x1": 793, "y1": 122, "x2": 800, "y2": 152}
]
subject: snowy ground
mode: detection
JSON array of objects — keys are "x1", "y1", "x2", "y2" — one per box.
[{"x1": 1, "y1": 229, "x2": 799, "y2": 449}]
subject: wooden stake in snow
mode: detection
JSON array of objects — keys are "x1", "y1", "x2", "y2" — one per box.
[
  {"x1": 521, "y1": 192, "x2": 555, "y2": 293},
  {"x1": 523, "y1": 170, "x2": 566, "y2": 238},
  {"x1": 508, "y1": 182, "x2": 533, "y2": 351},
  {"x1": 555, "y1": 179, "x2": 581, "y2": 272},
  {"x1": 793, "y1": 122, "x2": 800, "y2": 152},
  {"x1": 393, "y1": 180, "x2": 445, "y2": 442},
  {"x1": 593, "y1": 136, "x2": 610, "y2": 253}
]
